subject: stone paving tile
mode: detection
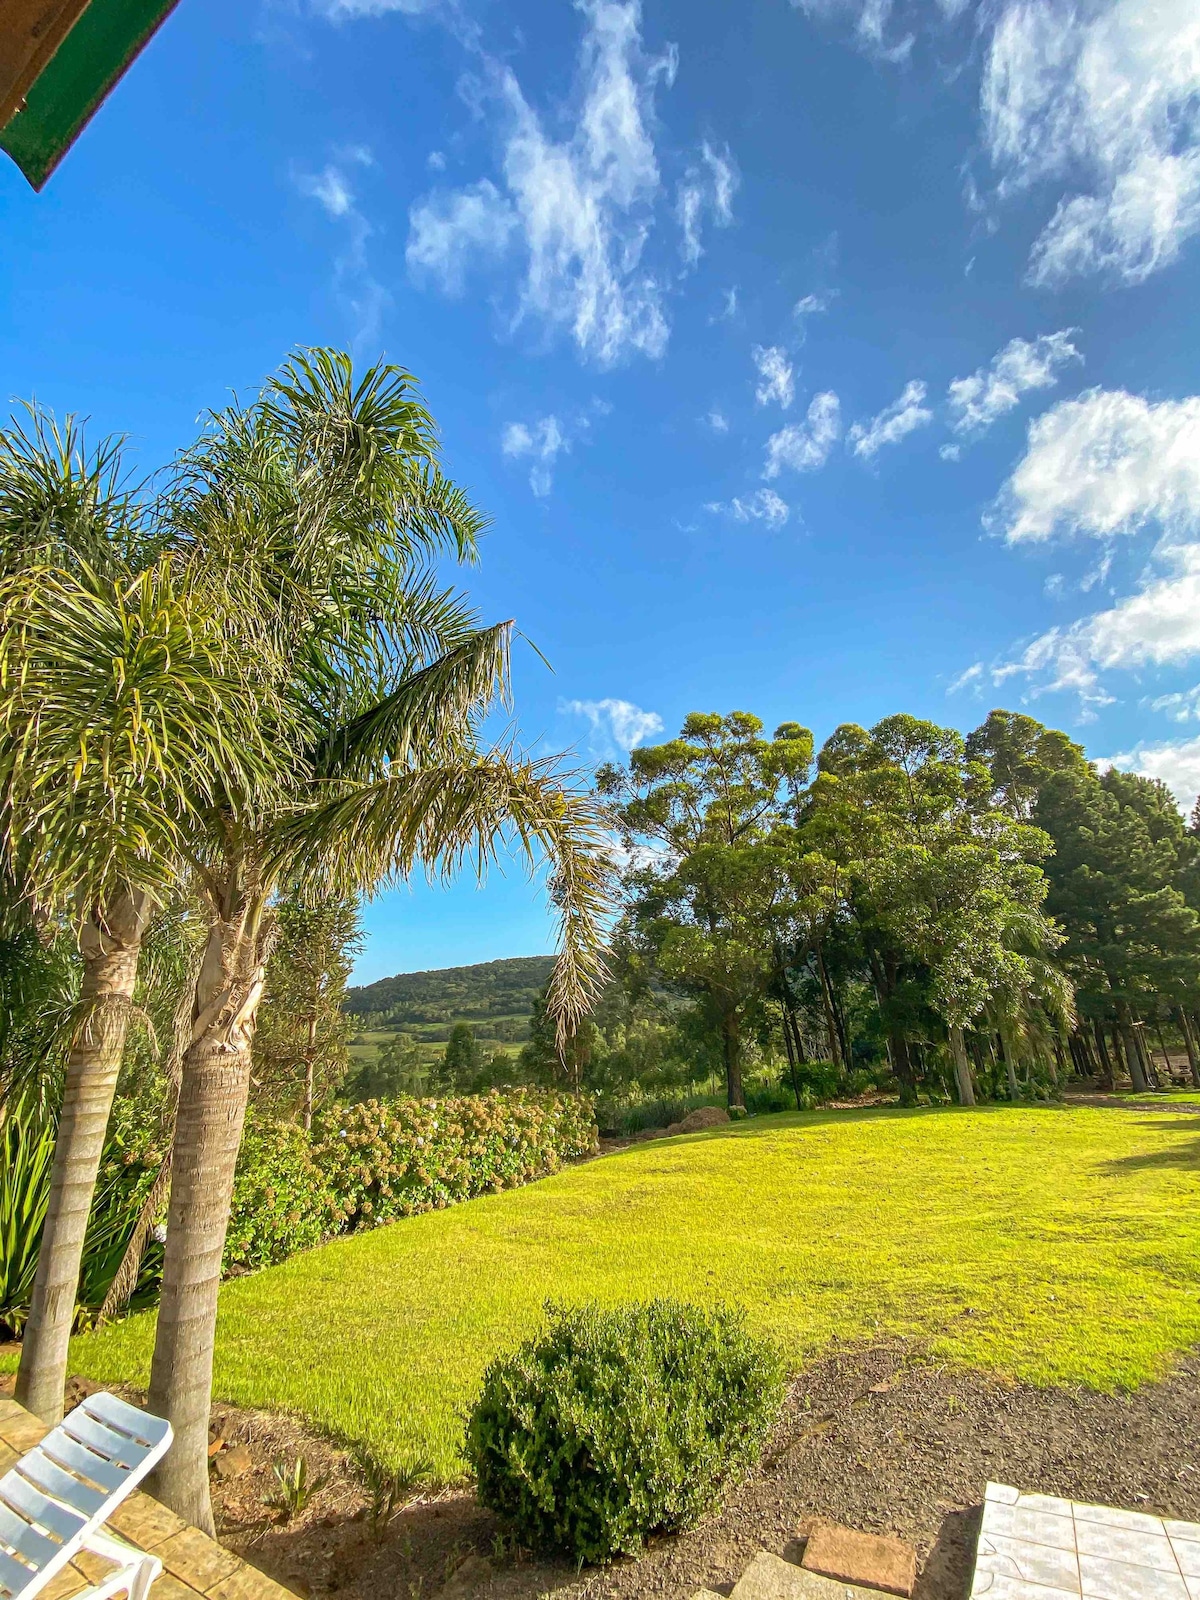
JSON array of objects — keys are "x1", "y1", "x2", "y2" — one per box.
[
  {"x1": 108, "y1": 1491, "x2": 190, "y2": 1551},
  {"x1": 157, "y1": 1528, "x2": 242, "y2": 1593},
  {"x1": 971, "y1": 1485, "x2": 1200, "y2": 1600}
]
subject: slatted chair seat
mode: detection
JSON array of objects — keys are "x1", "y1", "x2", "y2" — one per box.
[{"x1": 0, "y1": 1393, "x2": 172, "y2": 1600}]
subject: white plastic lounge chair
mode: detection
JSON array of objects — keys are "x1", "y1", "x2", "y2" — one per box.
[{"x1": 0, "y1": 1392, "x2": 172, "y2": 1600}]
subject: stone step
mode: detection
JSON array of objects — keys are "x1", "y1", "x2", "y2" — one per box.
[{"x1": 724, "y1": 1551, "x2": 892, "y2": 1600}]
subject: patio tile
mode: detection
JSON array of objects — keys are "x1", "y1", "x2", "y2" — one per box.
[
  {"x1": 1077, "y1": 1554, "x2": 1187, "y2": 1600},
  {"x1": 986, "y1": 1484, "x2": 1022, "y2": 1506},
  {"x1": 1165, "y1": 1523, "x2": 1200, "y2": 1544},
  {"x1": 975, "y1": 1532, "x2": 1080, "y2": 1591},
  {"x1": 981, "y1": 1503, "x2": 1076, "y2": 1551},
  {"x1": 1073, "y1": 1520, "x2": 1176, "y2": 1569},
  {"x1": 1014, "y1": 1494, "x2": 1076, "y2": 1519},
  {"x1": 1171, "y1": 1539, "x2": 1200, "y2": 1578},
  {"x1": 1073, "y1": 1503, "x2": 1165, "y2": 1535},
  {"x1": 971, "y1": 1576, "x2": 1082, "y2": 1599},
  {"x1": 1185, "y1": 1578, "x2": 1200, "y2": 1600}
]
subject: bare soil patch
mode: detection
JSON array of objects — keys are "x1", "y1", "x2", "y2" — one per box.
[{"x1": 9, "y1": 1339, "x2": 1197, "y2": 1600}]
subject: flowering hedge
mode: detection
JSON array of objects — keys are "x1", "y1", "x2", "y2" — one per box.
[
  {"x1": 311, "y1": 1089, "x2": 599, "y2": 1230},
  {"x1": 225, "y1": 1117, "x2": 343, "y2": 1272}
]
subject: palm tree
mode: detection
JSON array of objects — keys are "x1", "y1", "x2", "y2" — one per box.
[
  {"x1": 0, "y1": 412, "x2": 282, "y2": 1423},
  {"x1": 140, "y1": 351, "x2": 610, "y2": 1530}
]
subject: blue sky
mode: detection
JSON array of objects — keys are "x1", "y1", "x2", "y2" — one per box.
[{"x1": 3, "y1": 0, "x2": 1199, "y2": 982}]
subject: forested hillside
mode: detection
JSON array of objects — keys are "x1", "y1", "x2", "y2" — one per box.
[{"x1": 345, "y1": 955, "x2": 556, "y2": 1030}]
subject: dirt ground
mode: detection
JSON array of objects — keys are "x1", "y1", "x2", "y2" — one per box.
[{"x1": 11, "y1": 1337, "x2": 1194, "y2": 1600}]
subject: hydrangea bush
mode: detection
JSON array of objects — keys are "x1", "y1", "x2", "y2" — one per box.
[{"x1": 311, "y1": 1089, "x2": 598, "y2": 1230}]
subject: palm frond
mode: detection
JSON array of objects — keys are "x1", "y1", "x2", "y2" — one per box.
[
  {"x1": 0, "y1": 556, "x2": 291, "y2": 908},
  {"x1": 275, "y1": 752, "x2": 612, "y2": 1042},
  {"x1": 0, "y1": 404, "x2": 153, "y2": 580},
  {"x1": 309, "y1": 622, "x2": 512, "y2": 779}
]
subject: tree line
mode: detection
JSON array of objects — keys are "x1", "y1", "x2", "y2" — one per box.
[{"x1": 421, "y1": 709, "x2": 1200, "y2": 1117}]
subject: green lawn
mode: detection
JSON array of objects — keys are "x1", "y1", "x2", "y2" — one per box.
[{"x1": 16, "y1": 1105, "x2": 1200, "y2": 1476}]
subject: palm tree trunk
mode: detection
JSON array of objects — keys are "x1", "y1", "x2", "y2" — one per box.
[
  {"x1": 997, "y1": 1033, "x2": 1019, "y2": 1101},
  {"x1": 16, "y1": 888, "x2": 153, "y2": 1423},
  {"x1": 949, "y1": 1024, "x2": 976, "y2": 1107},
  {"x1": 147, "y1": 904, "x2": 268, "y2": 1534}
]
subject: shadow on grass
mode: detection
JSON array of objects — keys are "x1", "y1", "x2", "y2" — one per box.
[{"x1": 1100, "y1": 1126, "x2": 1200, "y2": 1174}]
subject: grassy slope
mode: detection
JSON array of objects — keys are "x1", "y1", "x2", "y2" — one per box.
[{"x1": 25, "y1": 1105, "x2": 1200, "y2": 1475}]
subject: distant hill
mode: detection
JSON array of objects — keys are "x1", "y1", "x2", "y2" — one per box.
[{"x1": 344, "y1": 955, "x2": 556, "y2": 1030}]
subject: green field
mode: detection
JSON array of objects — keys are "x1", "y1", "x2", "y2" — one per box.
[{"x1": 22, "y1": 1105, "x2": 1200, "y2": 1476}]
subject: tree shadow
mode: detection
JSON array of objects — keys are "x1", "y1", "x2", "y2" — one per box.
[{"x1": 1100, "y1": 1127, "x2": 1200, "y2": 1174}]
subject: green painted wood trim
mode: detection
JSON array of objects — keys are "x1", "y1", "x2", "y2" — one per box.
[{"x1": 0, "y1": 0, "x2": 182, "y2": 190}]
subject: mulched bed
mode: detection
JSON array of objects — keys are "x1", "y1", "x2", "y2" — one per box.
[{"x1": 29, "y1": 1338, "x2": 1188, "y2": 1600}]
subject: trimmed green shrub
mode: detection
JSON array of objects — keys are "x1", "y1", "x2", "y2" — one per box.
[
  {"x1": 465, "y1": 1299, "x2": 785, "y2": 1565},
  {"x1": 225, "y1": 1115, "x2": 342, "y2": 1271},
  {"x1": 312, "y1": 1090, "x2": 597, "y2": 1229}
]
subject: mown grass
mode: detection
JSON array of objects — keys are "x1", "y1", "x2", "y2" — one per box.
[{"x1": 13, "y1": 1105, "x2": 1200, "y2": 1477}]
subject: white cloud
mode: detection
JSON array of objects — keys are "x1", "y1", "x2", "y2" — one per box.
[
  {"x1": 995, "y1": 544, "x2": 1200, "y2": 703},
  {"x1": 501, "y1": 415, "x2": 570, "y2": 497},
  {"x1": 705, "y1": 410, "x2": 729, "y2": 433},
  {"x1": 789, "y1": 0, "x2": 914, "y2": 60},
  {"x1": 947, "y1": 331, "x2": 1081, "y2": 437},
  {"x1": 1147, "y1": 684, "x2": 1200, "y2": 722},
  {"x1": 427, "y1": 150, "x2": 446, "y2": 171},
  {"x1": 947, "y1": 661, "x2": 984, "y2": 694},
  {"x1": 562, "y1": 697, "x2": 664, "y2": 753},
  {"x1": 710, "y1": 286, "x2": 739, "y2": 322},
  {"x1": 295, "y1": 151, "x2": 388, "y2": 350},
  {"x1": 794, "y1": 291, "x2": 833, "y2": 318},
  {"x1": 752, "y1": 345, "x2": 795, "y2": 410},
  {"x1": 982, "y1": 0, "x2": 1200, "y2": 286},
  {"x1": 407, "y1": 180, "x2": 518, "y2": 295},
  {"x1": 847, "y1": 379, "x2": 932, "y2": 460},
  {"x1": 1102, "y1": 737, "x2": 1200, "y2": 807},
  {"x1": 676, "y1": 141, "x2": 738, "y2": 267},
  {"x1": 995, "y1": 390, "x2": 1200, "y2": 545},
  {"x1": 764, "y1": 392, "x2": 841, "y2": 478},
  {"x1": 405, "y1": 0, "x2": 681, "y2": 366},
  {"x1": 706, "y1": 489, "x2": 791, "y2": 529}
]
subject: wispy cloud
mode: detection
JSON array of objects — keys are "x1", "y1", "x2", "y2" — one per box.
[
  {"x1": 405, "y1": 0, "x2": 683, "y2": 366},
  {"x1": 311, "y1": 0, "x2": 440, "y2": 16},
  {"x1": 294, "y1": 148, "x2": 388, "y2": 350},
  {"x1": 983, "y1": 0, "x2": 1200, "y2": 287},
  {"x1": 947, "y1": 331, "x2": 1081, "y2": 439},
  {"x1": 847, "y1": 379, "x2": 932, "y2": 460},
  {"x1": 794, "y1": 291, "x2": 834, "y2": 318},
  {"x1": 763, "y1": 391, "x2": 841, "y2": 478},
  {"x1": 501, "y1": 415, "x2": 570, "y2": 497},
  {"x1": 562, "y1": 696, "x2": 664, "y2": 754},
  {"x1": 676, "y1": 141, "x2": 738, "y2": 268},
  {"x1": 752, "y1": 345, "x2": 794, "y2": 410},
  {"x1": 705, "y1": 488, "x2": 791, "y2": 528},
  {"x1": 704, "y1": 410, "x2": 729, "y2": 433}
]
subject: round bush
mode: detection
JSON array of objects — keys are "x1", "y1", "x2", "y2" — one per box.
[{"x1": 465, "y1": 1299, "x2": 785, "y2": 1565}]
